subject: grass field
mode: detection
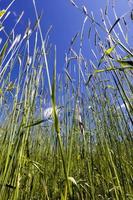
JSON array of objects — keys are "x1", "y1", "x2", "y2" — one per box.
[{"x1": 0, "y1": 1, "x2": 133, "y2": 199}]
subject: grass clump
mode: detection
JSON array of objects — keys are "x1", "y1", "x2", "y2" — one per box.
[{"x1": 0, "y1": 0, "x2": 132, "y2": 199}]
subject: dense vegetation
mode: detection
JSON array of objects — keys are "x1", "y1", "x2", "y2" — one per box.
[{"x1": 0, "y1": 1, "x2": 132, "y2": 199}]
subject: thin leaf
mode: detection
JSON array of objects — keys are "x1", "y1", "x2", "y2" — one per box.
[
  {"x1": 0, "y1": 88, "x2": 3, "y2": 96},
  {"x1": 64, "y1": 68, "x2": 73, "y2": 83},
  {"x1": 114, "y1": 38, "x2": 133, "y2": 57},
  {"x1": 51, "y1": 46, "x2": 59, "y2": 133},
  {"x1": 131, "y1": 9, "x2": 133, "y2": 20},
  {"x1": 70, "y1": 0, "x2": 78, "y2": 8},
  {"x1": 109, "y1": 18, "x2": 120, "y2": 33},
  {"x1": 82, "y1": 6, "x2": 88, "y2": 15},
  {"x1": 94, "y1": 66, "x2": 133, "y2": 73},
  {"x1": 0, "y1": 10, "x2": 6, "y2": 18},
  {"x1": 32, "y1": 11, "x2": 43, "y2": 31},
  {"x1": 85, "y1": 74, "x2": 93, "y2": 85},
  {"x1": 0, "y1": 41, "x2": 8, "y2": 65},
  {"x1": 117, "y1": 60, "x2": 133, "y2": 67},
  {"x1": 68, "y1": 177, "x2": 78, "y2": 186},
  {"x1": 24, "y1": 119, "x2": 45, "y2": 128},
  {"x1": 104, "y1": 45, "x2": 116, "y2": 55},
  {"x1": 70, "y1": 32, "x2": 79, "y2": 47}
]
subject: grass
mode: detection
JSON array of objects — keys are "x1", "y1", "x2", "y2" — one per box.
[{"x1": 0, "y1": 0, "x2": 133, "y2": 199}]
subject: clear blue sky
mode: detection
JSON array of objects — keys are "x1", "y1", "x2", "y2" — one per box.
[{"x1": 0, "y1": 0, "x2": 132, "y2": 74}]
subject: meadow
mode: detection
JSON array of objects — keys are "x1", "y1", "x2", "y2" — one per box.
[{"x1": 0, "y1": 1, "x2": 133, "y2": 199}]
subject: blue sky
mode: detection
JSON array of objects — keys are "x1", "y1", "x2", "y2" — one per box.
[
  {"x1": 0, "y1": 0, "x2": 132, "y2": 119},
  {"x1": 0, "y1": 0, "x2": 132, "y2": 75}
]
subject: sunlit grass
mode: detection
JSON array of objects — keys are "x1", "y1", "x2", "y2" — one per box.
[{"x1": 0, "y1": 1, "x2": 132, "y2": 200}]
